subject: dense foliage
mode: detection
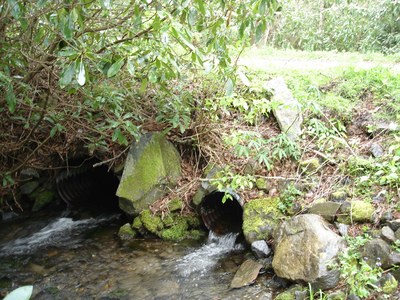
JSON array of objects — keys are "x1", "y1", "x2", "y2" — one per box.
[
  {"x1": 266, "y1": 0, "x2": 400, "y2": 53},
  {"x1": 0, "y1": 0, "x2": 279, "y2": 190}
]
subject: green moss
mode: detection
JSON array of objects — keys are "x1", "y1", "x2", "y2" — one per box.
[
  {"x1": 242, "y1": 197, "x2": 283, "y2": 243},
  {"x1": 189, "y1": 229, "x2": 205, "y2": 240},
  {"x1": 274, "y1": 291, "x2": 295, "y2": 300},
  {"x1": 255, "y1": 178, "x2": 269, "y2": 190},
  {"x1": 116, "y1": 133, "x2": 181, "y2": 214},
  {"x1": 118, "y1": 223, "x2": 137, "y2": 240},
  {"x1": 31, "y1": 189, "x2": 55, "y2": 211},
  {"x1": 329, "y1": 190, "x2": 347, "y2": 202},
  {"x1": 140, "y1": 209, "x2": 164, "y2": 234},
  {"x1": 337, "y1": 200, "x2": 375, "y2": 224},
  {"x1": 168, "y1": 198, "x2": 183, "y2": 212},
  {"x1": 160, "y1": 220, "x2": 189, "y2": 241},
  {"x1": 162, "y1": 214, "x2": 176, "y2": 227},
  {"x1": 351, "y1": 200, "x2": 375, "y2": 222},
  {"x1": 382, "y1": 275, "x2": 398, "y2": 294},
  {"x1": 132, "y1": 216, "x2": 143, "y2": 229},
  {"x1": 185, "y1": 215, "x2": 201, "y2": 228}
]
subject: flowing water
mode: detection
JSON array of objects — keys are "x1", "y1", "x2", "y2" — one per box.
[{"x1": 0, "y1": 211, "x2": 275, "y2": 299}]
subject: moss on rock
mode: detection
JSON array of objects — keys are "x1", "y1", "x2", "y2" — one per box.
[
  {"x1": 132, "y1": 216, "x2": 143, "y2": 229},
  {"x1": 140, "y1": 209, "x2": 164, "y2": 234},
  {"x1": 168, "y1": 198, "x2": 183, "y2": 212},
  {"x1": 300, "y1": 158, "x2": 320, "y2": 174},
  {"x1": 382, "y1": 274, "x2": 398, "y2": 294},
  {"x1": 116, "y1": 133, "x2": 181, "y2": 215},
  {"x1": 31, "y1": 189, "x2": 55, "y2": 211},
  {"x1": 118, "y1": 223, "x2": 137, "y2": 240},
  {"x1": 337, "y1": 200, "x2": 375, "y2": 224},
  {"x1": 242, "y1": 197, "x2": 283, "y2": 244},
  {"x1": 160, "y1": 220, "x2": 189, "y2": 241}
]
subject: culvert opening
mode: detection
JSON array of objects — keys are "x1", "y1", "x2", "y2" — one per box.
[
  {"x1": 200, "y1": 191, "x2": 243, "y2": 235},
  {"x1": 56, "y1": 160, "x2": 120, "y2": 212}
]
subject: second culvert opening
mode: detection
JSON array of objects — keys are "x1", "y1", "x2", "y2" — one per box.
[{"x1": 200, "y1": 191, "x2": 243, "y2": 235}]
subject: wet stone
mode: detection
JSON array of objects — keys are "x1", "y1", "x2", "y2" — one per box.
[
  {"x1": 251, "y1": 240, "x2": 271, "y2": 259},
  {"x1": 381, "y1": 226, "x2": 396, "y2": 243},
  {"x1": 230, "y1": 259, "x2": 263, "y2": 289}
]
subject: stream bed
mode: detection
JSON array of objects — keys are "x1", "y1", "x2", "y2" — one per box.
[{"x1": 0, "y1": 211, "x2": 276, "y2": 299}]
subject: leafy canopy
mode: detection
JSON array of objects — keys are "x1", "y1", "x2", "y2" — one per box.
[{"x1": 1, "y1": 0, "x2": 279, "y2": 105}]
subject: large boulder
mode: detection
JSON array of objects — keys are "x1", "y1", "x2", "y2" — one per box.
[
  {"x1": 116, "y1": 133, "x2": 181, "y2": 215},
  {"x1": 242, "y1": 197, "x2": 283, "y2": 244},
  {"x1": 264, "y1": 77, "x2": 303, "y2": 140},
  {"x1": 272, "y1": 214, "x2": 345, "y2": 290}
]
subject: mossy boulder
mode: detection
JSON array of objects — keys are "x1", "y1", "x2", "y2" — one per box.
[
  {"x1": 140, "y1": 209, "x2": 164, "y2": 234},
  {"x1": 118, "y1": 223, "x2": 137, "y2": 240},
  {"x1": 131, "y1": 210, "x2": 204, "y2": 241},
  {"x1": 116, "y1": 133, "x2": 181, "y2": 215},
  {"x1": 160, "y1": 220, "x2": 188, "y2": 241},
  {"x1": 329, "y1": 189, "x2": 347, "y2": 202},
  {"x1": 337, "y1": 200, "x2": 375, "y2": 224},
  {"x1": 381, "y1": 273, "x2": 398, "y2": 294},
  {"x1": 255, "y1": 178, "x2": 269, "y2": 191},
  {"x1": 272, "y1": 214, "x2": 345, "y2": 290},
  {"x1": 242, "y1": 197, "x2": 283, "y2": 244},
  {"x1": 31, "y1": 189, "x2": 55, "y2": 211}
]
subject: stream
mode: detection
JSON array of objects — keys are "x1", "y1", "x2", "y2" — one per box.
[{"x1": 0, "y1": 211, "x2": 276, "y2": 299}]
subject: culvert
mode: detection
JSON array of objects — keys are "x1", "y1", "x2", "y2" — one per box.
[
  {"x1": 199, "y1": 191, "x2": 243, "y2": 235},
  {"x1": 56, "y1": 161, "x2": 120, "y2": 211}
]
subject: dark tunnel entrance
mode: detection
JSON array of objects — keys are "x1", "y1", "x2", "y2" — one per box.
[
  {"x1": 56, "y1": 160, "x2": 120, "y2": 212},
  {"x1": 199, "y1": 191, "x2": 243, "y2": 235}
]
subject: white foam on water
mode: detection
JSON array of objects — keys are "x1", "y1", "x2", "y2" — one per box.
[
  {"x1": 175, "y1": 231, "x2": 242, "y2": 277},
  {"x1": 0, "y1": 215, "x2": 115, "y2": 255}
]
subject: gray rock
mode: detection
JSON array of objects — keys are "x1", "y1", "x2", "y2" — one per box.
[
  {"x1": 347, "y1": 294, "x2": 361, "y2": 300},
  {"x1": 230, "y1": 259, "x2": 263, "y2": 289},
  {"x1": 336, "y1": 223, "x2": 348, "y2": 236},
  {"x1": 372, "y1": 190, "x2": 387, "y2": 203},
  {"x1": 381, "y1": 210, "x2": 393, "y2": 222},
  {"x1": 381, "y1": 226, "x2": 396, "y2": 243},
  {"x1": 116, "y1": 133, "x2": 181, "y2": 215},
  {"x1": 20, "y1": 181, "x2": 39, "y2": 195},
  {"x1": 265, "y1": 77, "x2": 303, "y2": 140},
  {"x1": 388, "y1": 219, "x2": 400, "y2": 231},
  {"x1": 20, "y1": 168, "x2": 40, "y2": 180},
  {"x1": 370, "y1": 142, "x2": 384, "y2": 158},
  {"x1": 251, "y1": 240, "x2": 271, "y2": 259},
  {"x1": 361, "y1": 238, "x2": 392, "y2": 269},
  {"x1": 395, "y1": 228, "x2": 400, "y2": 240},
  {"x1": 389, "y1": 252, "x2": 400, "y2": 266},
  {"x1": 308, "y1": 202, "x2": 341, "y2": 222},
  {"x1": 272, "y1": 214, "x2": 345, "y2": 290}
]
